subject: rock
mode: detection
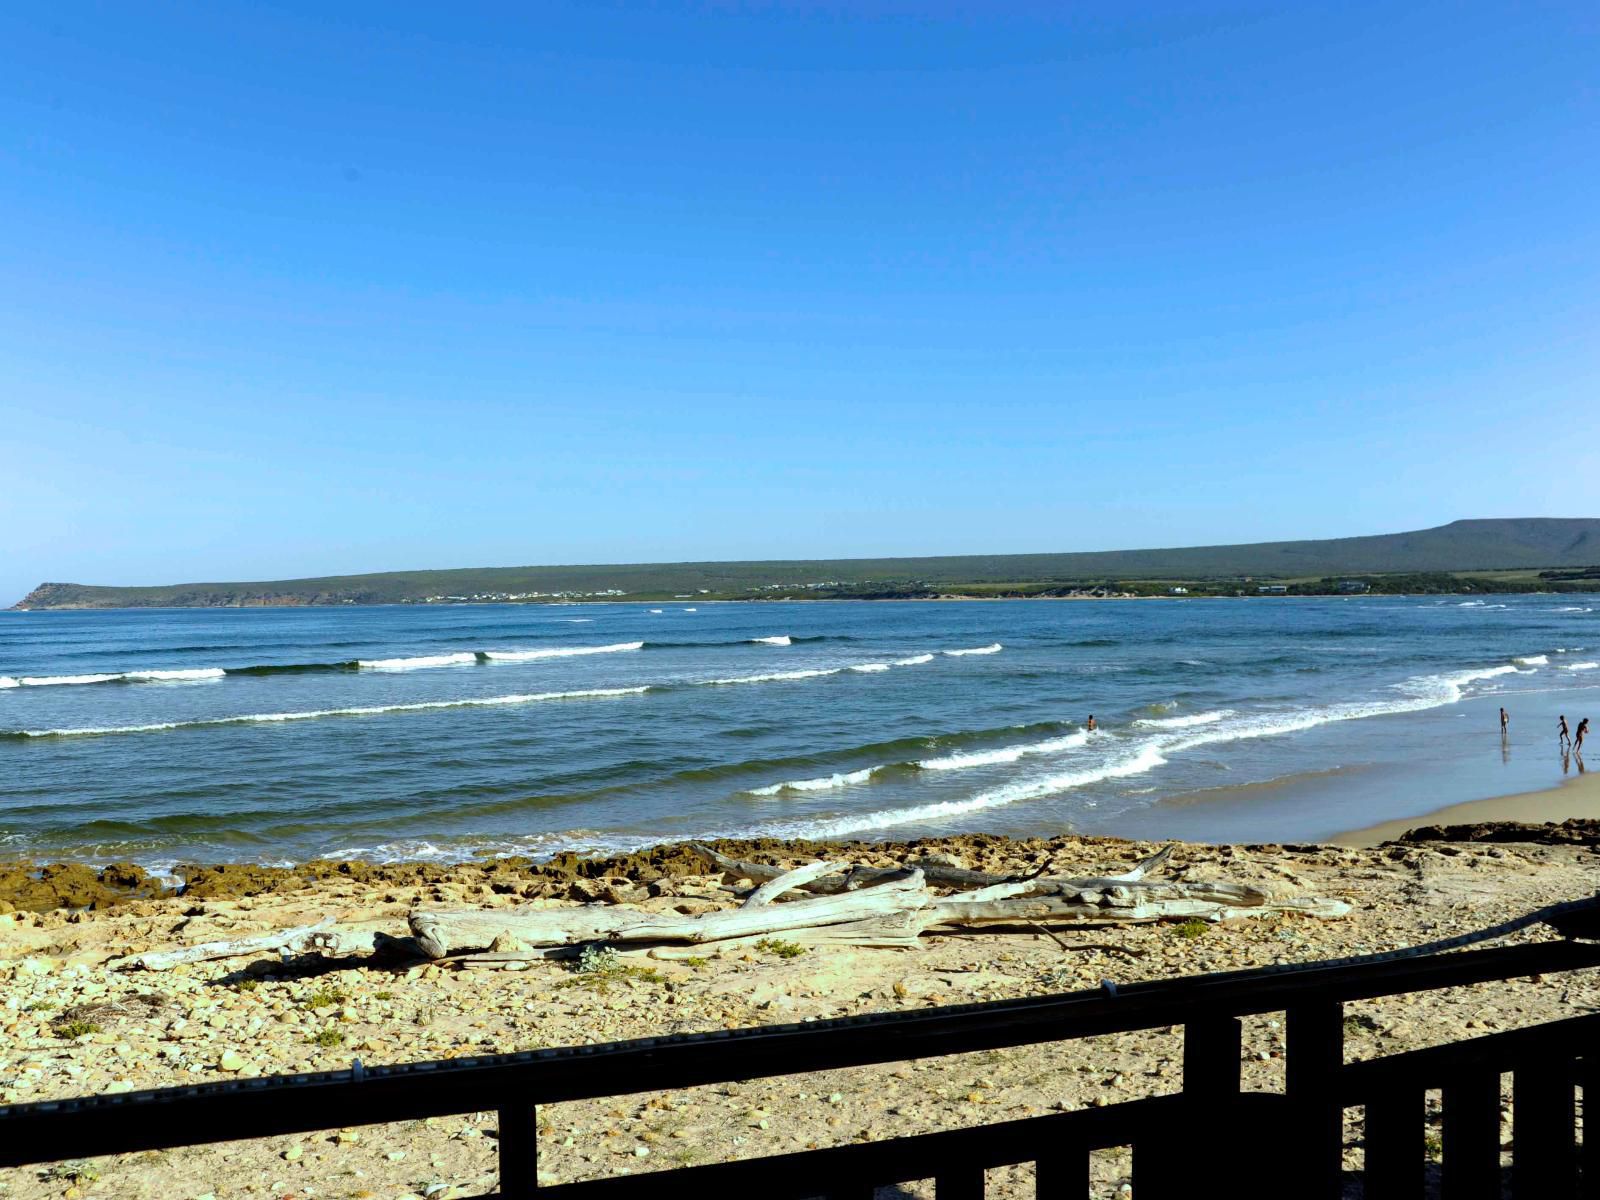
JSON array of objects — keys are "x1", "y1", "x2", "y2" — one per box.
[
  {"x1": 282, "y1": 1145, "x2": 303, "y2": 1162},
  {"x1": 218, "y1": 1050, "x2": 247, "y2": 1072}
]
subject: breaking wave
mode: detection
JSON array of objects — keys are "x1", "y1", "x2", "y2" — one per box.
[
  {"x1": 1132, "y1": 709, "x2": 1235, "y2": 729},
  {"x1": 6, "y1": 687, "x2": 653, "y2": 739},
  {"x1": 480, "y1": 641, "x2": 643, "y2": 662},
  {"x1": 943, "y1": 643, "x2": 1003, "y2": 656},
  {"x1": 763, "y1": 661, "x2": 1535, "y2": 838},
  {"x1": 0, "y1": 668, "x2": 225, "y2": 688},
  {"x1": 749, "y1": 636, "x2": 792, "y2": 646}
]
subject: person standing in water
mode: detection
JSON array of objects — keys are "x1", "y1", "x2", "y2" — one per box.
[
  {"x1": 1577, "y1": 718, "x2": 1590, "y2": 754},
  {"x1": 1500, "y1": 707, "x2": 1509, "y2": 737},
  {"x1": 1086, "y1": 715, "x2": 1097, "y2": 732},
  {"x1": 1560, "y1": 715, "x2": 1572, "y2": 749}
]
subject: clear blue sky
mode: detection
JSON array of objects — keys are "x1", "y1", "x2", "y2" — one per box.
[{"x1": 3, "y1": 2, "x2": 1597, "y2": 602}]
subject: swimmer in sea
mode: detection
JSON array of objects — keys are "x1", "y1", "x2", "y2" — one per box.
[{"x1": 1086, "y1": 715, "x2": 1097, "y2": 732}]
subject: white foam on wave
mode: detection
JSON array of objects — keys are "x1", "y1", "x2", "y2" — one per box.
[
  {"x1": 683, "y1": 608, "x2": 697, "y2": 612},
  {"x1": 1564, "y1": 662, "x2": 1599, "y2": 672},
  {"x1": 357, "y1": 652, "x2": 477, "y2": 671},
  {"x1": 482, "y1": 641, "x2": 643, "y2": 662},
  {"x1": 649, "y1": 609, "x2": 664, "y2": 614},
  {"x1": 749, "y1": 636, "x2": 793, "y2": 646},
  {"x1": 1514, "y1": 655, "x2": 1549, "y2": 666},
  {"x1": 917, "y1": 729, "x2": 1089, "y2": 771},
  {"x1": 1556, "y1": 606, "x2": 1593, "y2": 613},
  {"x1": 747, "y1": 767, "x2": 877, "y2": 796},
  {"x1": 0, "y1": 667, "x2": 225, "y2": 687},
  {"x1": 768, "y1": 661, "x2": 1530, "y2": 838},
  {"x1": 703, "y1": 654, "x2": 935, "y2": 687},
  {"x1": 704, "y1": 667, "x2": 838, "y2": 686},
  {"x1": 943, "y1": 643, "x2": 1003, "y2": 657},
  {"x1": 778, "y1": 744, "x2": 1170, "y2": 839},
  {"x1": 1132, "y1": 709, "x2": 1235, "y2": 729},
  {"x1": 566, "y1": 618, "x2": 594, "y2": 623},
  {"x1": 14, "y1": 687, "x2": 651, "y2": 738}
]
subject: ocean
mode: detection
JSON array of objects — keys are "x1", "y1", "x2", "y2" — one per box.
[{"x1": 2, "y1": 597, "x2": 1596, "y2": 868}]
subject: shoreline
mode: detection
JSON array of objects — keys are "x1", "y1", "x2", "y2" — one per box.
[
  {"x1": 1332, "y1": 763, "x2": 1600, "y2": 846},
  {"x1": 5, "y1": 828, "x2": 1600, "y2": 1198}
]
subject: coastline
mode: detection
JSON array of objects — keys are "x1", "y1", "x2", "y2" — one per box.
[
  {"x1": 1332, "y1": 763, "x2": 1600, "y2": 846},
  {"x1": 5, "y1": 828, "x2": 1600, "y2": 1199}
]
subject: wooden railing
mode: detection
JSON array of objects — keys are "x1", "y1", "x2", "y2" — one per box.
[{"x1": 5, "y1": 934, "x2": 1600, "y2": 1197}]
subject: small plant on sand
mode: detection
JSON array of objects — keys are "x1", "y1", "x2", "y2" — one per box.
[
  {"x1": 305, "y1": 986, "x2": 348, "y2": 1010},
  {"x1": 683, "y1": 956, "x2": 709, "y2": 970},
  {"x1": 24, "y1": 999, "x2": 57, "y2": 1012},
  {"x1": 1343, "y1": 1012, "x2": 1382, "y2": 1036},
  {"x1": 309, "y1": 1026, "x2": 346, "y2": 1048},
  {"x1": 1173, "y1": 919, "x2": 1208, "y2": 940},
  {"x1": 232, "y1": 979, "x2": 259, "y2": 992},
  {"x1": 43, "y1": 1160, "x2": 100, "y2": 1184},
  {"x1": 560, "y1": 944, "x2": 664, "y2": 992},
  {"x1": 373, "y1": 990, "x2": 396, "y2": 1000},
  {"x1": 54, "y1": 1020, "x2": 101, "y2": 1040},
  {"x1": 755, "y1": 938, "x2": 807, "y2": 959}
]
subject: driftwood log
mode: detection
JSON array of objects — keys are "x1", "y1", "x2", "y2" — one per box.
[
  {"x1": 408, "y1": 850, "x2": 1350, "y2": 960},
  {"x1": 112, "y1": 921, "x2": 411, "y2": 971},
  {"x1": 113, "y1": 845, "x2": 1349, "y2": 970}
]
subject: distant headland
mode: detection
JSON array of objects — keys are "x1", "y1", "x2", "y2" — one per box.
[{"x1": 14, "y1": 518, "x2": 1600, "y2": 609}]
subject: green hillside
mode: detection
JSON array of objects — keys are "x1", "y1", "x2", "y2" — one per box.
[{"x1": 15, "y1": 518, "x2": 1600, "y2": 608}]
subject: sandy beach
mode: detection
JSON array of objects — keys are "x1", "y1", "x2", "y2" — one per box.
[
  {"x1": 1334, "y1": 764, "x2": 1600, "y2": 845},
  {"x1": 5, "y1": 824, "x2": 1600, "y2": 1200}
]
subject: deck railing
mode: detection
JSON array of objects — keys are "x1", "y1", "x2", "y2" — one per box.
[{"x1": 5, "y1": 933, "x2": 1600, "y2": 1197}]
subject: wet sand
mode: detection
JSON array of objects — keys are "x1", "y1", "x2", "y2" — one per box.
[{"x1": 1334, "y1": 760, "x2": 1600, "y2": 845}]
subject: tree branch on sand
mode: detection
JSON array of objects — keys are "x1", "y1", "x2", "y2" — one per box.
[{"x1": 112, "y1": 844, "x2": 1350, "y2": 971}]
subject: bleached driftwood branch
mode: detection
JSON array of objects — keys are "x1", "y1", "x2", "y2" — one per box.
[
  {"x1": 408, "y1": 857, "x2": 1350, "y2": 960},
  {"x1": 409, "y1": 870, "x2": 930, "y2": 959},
  {"x1": 112, "y1": 921, "x2": 406, "y2": 971}
]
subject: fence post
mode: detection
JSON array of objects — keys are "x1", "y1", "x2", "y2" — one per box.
[
  {"x1": 1134, "y1": 1017, "x2": 1242, "y2": 1199},
  {"x1": 1514, "y1": 1061, "x2": 1577, "y2": 1193},
  {"x1": 498, "y1": 1103, "x2": 539, "y2": 1198},
  {"x1": 1287, "y1": 1001, "x2": 1344, "y2": 1200},
  {"x1": 1441, "y1": 1071, "x2": 1501, "y2": 1200}
]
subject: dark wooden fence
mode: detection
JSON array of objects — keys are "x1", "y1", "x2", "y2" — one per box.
[{"x1": 5, "y1": 937, "x2": 1600, "y2": 1198}]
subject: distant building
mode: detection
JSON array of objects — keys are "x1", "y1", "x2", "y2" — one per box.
[
  {"x1": 1335, "y1": 580, "x2": 1371, "y2": 593},
  {"x1": 1168, "y1": 586, "x2": 1189, "y2": 595},
  {"x1": 1257, "y1": 584, "x2": 1288, "y2": 595}
]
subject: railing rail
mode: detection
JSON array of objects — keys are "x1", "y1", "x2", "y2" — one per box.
[{"x1": 5, "y1": 933, "x2": 1600, "y2": 1197}]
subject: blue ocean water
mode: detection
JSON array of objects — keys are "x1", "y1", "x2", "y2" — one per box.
[{"x1": 1, "y1": 598, "x2": 1597, "y2": 866}]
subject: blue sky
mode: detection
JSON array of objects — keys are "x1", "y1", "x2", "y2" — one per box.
[{"x1": 2, "y1": 2, "x2": 1596, "y2": 602}]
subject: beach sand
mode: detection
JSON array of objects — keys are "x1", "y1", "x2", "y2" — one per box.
[
  {"x1": 4, "y1": 828, "x2": 1600, "y2": 1199},
  {"x1": 1334, "y1": 762, "x2": 1600, "y2": 845}
]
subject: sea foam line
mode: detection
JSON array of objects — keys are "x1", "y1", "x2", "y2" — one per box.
[
  {"x1": 8, "y1": 687, "x2": 651, "y2": 739},
  {"x1": 748, "y1": 635, "x2": 792, "y2": 646},
  {"x1": 943, "y1": 643, "x2": 1003, "y2": 657},
  {"x1": 764, "y1": 661, "x2": 1530, "y2": 839},
  {"x1": 481, "y1": 641, "x2": 643, "y2": 662},
  {"x1": 0, "y1": 668, "x2": 226, "y2": 688},
  {"x1": 1131, "y1": 709, "x2": 1235, "y2": 729}
]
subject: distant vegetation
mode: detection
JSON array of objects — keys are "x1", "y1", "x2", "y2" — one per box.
[{"x1": 14, "y1": 518, "x2": 1600, "y2": 609}]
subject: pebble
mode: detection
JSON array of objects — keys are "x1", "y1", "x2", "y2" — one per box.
[{"x1": 218, "y1": 1049, "x2": 247, "y2": 1072}]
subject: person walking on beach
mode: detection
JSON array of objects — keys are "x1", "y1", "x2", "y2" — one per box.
[
  {"x1": 1560, "y1": 714, "x2": 1572, "y2": 749},
  {"x1": 1500, "y1": 707, "x2": 1509, "y2": 737},
  {"x1": 1577, "y1": 718, "x2": 1590, "y2": 754},
  {"x1": 1086, "y1": 715, "x2": 1097, "y2": 732}
]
